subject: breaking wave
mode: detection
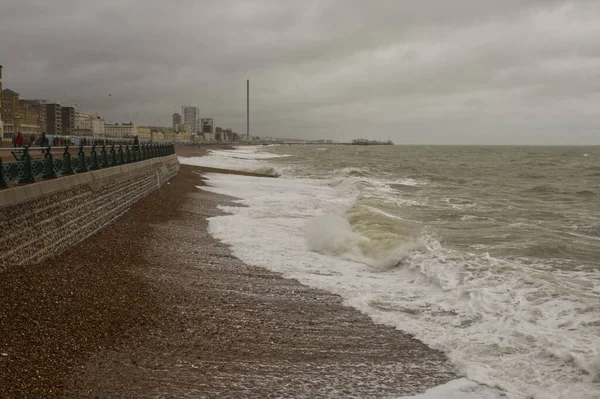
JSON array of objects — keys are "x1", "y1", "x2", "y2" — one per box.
[
  {"x1": 178, "y1": 147, "x2": 284, "y2": 176},
  {"x1": 196, "y1": 145, "x2": 600, "y2": 399}
]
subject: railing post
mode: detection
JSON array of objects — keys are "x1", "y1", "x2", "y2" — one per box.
[
  {"x1": 110, "y1": 144, "x2": 116, "y2": 166},
  {"x1": 101, "y1": 144, "x2": 108, "y2": 167},
  {"x1": 20, "y1": 147, "x2": 34, "y2": 183},
  {"x1": 63, "y1": 146, "x2": 73, "y2": 175},
  {"x1": 78, "y1": 145, "x2": 88, "y2": 172},
  {"x1": 90, "y1": 145, "x2": 98, "y2": 169},
  {"x1": 44, "y1": 147, "x2": 57, "y2": 178},
  {"x1": 0, "y1": 157, "x2": 8, "y2": 188},
  {"x1": 125, "y1": 145, "x2": 131, "y2": 163},
  {"x1": 118, "y1": 145, "x2": 124, "y2": 164}
]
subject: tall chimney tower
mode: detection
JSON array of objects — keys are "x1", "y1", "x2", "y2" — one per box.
[{"x1": 247, "y1": 79, "x2": 250, "y2": 141}]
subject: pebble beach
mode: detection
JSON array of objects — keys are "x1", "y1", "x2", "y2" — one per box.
[{"x1": 0, "y1": 148, "x2": 458, "y2": 398}]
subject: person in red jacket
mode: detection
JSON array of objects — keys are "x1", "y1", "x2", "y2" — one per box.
[{"x1": 15, "y1": 132, "x2": 24, "y2": 147}]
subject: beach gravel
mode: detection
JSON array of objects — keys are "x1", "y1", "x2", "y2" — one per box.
[{"x1": 0, "y1": 163, "x2": 456, "y2": 398}]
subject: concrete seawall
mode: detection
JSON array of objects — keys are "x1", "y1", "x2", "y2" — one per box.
[{"x1": 0, "y1": 154, "x2": 179, "y2": 268}]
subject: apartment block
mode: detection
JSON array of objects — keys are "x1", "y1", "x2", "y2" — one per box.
[
  {"x1": 46, "y1": 104, "x2": 63, "y2": 135},
  {"x1": 181, "y1": 106, "x2": 198, "y2": 132},
  {"x1": 173, "y1": 113, "x2": 181, "y2": 127},
  {"x1": 198, "y1": 118, "x2": 214, "y2": 134},
  {"x1": 61, "y1": 106, "x2": 75, "y2": 136}
]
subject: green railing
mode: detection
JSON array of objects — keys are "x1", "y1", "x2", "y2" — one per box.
[{"x1": 0, "y1": 143, "x2": 175, "y2": 189}]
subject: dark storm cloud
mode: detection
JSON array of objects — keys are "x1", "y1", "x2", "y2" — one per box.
[{"x1": 1, "y1": 0, "x2": 599, "y2": 143}]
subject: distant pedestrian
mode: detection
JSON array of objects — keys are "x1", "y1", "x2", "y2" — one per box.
[
  {"x1": 15, "y1": 132, "x2": 24, "y2": 147},
  {"x1": 133, "y1": 135, "x2": 140, "y2": 148},
  {"x1": 29, "y1": 135, "x2": 35, "y2": 147},
  {"x1": 39, "y1": 132, "x2": 48, "y2": 153}
]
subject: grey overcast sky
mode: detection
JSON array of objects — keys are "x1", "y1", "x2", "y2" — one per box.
[{"x1": 1, "y1": 0, "x2": 599, "y2": 144}]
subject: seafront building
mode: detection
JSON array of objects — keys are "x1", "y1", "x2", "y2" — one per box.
[
  {"x1": 137, "y1": 126, "x2": 151, "y2": 140},
  {"x1": 181, "y1": 106, "x2": 198, "y2": 132},
  {"x1": 172, "y1": 113, "x2": 181, "y2": 129},
  {"x1": 45, "y1": 104, "x2": 63, "y2": 135},
  {"x1": 172, "y1": 116, "x2": 188, "y2": 133},
  {"x1": 74, "y1": 112, "x2": 105, "y2": 136},
  {"x1": 2, "y1": 89, "x2": 21, "y2": 136},
  {"x1": 1, "y1": 88, "x2": 42, "y2": 137},
  {"x1": 61, "y1": 107, "x2": 75, "y2": 136},
  {"x1": 198, "y1": 118, "x2": 214, "y2": 135},
  {"x1": 20, "y1": 100, "x2": 48, "y2": 134},
  {"x1": 0, "y1": 65, "x2": 238, "y2": 144},
  {"x1": 104, "y1": 123, "x2": 138, "y2": 138}
]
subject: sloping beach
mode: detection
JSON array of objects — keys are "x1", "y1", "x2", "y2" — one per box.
[{"x1": 1, "y1": 153, "x2": 462, "y2": 398}]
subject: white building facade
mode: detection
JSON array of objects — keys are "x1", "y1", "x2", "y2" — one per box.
[
  {"x1": 74, "y1": 113, "x2": 105, "y2": 136},
  {"x1": 104, "y1": 123, "x2": 137, "y2": 138}
]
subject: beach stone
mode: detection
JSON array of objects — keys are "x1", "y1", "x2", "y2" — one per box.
[{"x1": 0, "y1": 160, "x2": 457, "y2": 398}]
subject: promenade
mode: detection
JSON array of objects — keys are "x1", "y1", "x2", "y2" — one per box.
[{"x1": 0, "y1": 148, "x2": 456, "y2": 398}]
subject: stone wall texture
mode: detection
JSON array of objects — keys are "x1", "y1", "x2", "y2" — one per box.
[{"x1": 0, "y1": 154, "x2": 179, "y2": 268}]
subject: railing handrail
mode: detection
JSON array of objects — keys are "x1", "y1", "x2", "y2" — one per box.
[
  {"x1": 0, "y1": 143, "x2": 175, "y2": 189},
  {"x1": 1, "y1": 145, "x2": 149, "y2": 151}
]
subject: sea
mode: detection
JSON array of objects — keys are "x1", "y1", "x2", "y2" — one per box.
[{"x1": 180, "y1": 145, "x2": 600, "y2": 399}]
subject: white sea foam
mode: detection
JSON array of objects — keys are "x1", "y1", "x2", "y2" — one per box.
[
  {"x1": 336, "y1": 166, "x2": 369, "y2": 177},
  {"x1": 396, "y1": 378, "x2": 504, "y2": 399},
  {"x1": 393, "y1": 178, "x2": 422, "y2": 186},
  {"x1": 196, "y1": 148, "x2": 600, "y2": 399},
  {"x1": 179, "y1": 146, "x2": 288, "y2": 176}
]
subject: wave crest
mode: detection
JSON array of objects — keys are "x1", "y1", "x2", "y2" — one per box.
[
  {"x1": 336, "y1": 167, "x2": 368, "y2": 177},
  {"x1": 304, "y1": 212, "x2": 432, "y2": 273}
]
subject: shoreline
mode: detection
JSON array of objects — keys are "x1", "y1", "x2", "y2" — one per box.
[{"x1": 1, "y1": 163, "x2": 458, "y2": 398}]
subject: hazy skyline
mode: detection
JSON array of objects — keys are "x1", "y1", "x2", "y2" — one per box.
[{"x1": 1, "y1": 0, "x2": 599, "y2": 144}]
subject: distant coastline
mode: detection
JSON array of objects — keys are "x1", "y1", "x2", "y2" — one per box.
[{"x1": 351, "y1": 138, "x2": 394, "y2": 145}]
